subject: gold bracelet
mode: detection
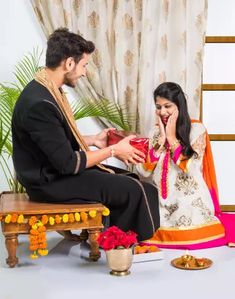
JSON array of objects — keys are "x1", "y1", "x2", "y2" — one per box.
[
  {"x1": 170, "y1": 140, "x2": 180, "y2": 151},
  {"x1": 169, "y1": 140, "x2": 180, "y2": 158},
  {"x1": 154, "y1": 141, "x2": 165, "y2": 151}
]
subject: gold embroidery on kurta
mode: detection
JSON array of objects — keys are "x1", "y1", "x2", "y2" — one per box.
[
  {"x1": 175, "y1": 215, "x2": 192, "y2": 227},
  {"x1": 164, "y1": 204, "x2": 179, "y2": 220},
  {"x1": 192, "y1": 132, "x2": 206, "y2": 160},
  {"x1": 174, "y1": 173, "x2": 198, "y2": 195},
  {"x1": 191, "y1": 198, "x2": 214, "y2": 223}
]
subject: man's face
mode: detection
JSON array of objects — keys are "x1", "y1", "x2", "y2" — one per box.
[{"x1": 63, "y1": 53, "x2": 89, "y2": 88}]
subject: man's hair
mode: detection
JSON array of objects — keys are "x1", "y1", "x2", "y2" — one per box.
[{"x1": 46, "y1": 28, "x2": 95, "y2": 68}]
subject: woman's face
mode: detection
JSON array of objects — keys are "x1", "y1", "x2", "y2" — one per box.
[{"x1": 155, "y1": 96, "x2": 178, "y2": 125}]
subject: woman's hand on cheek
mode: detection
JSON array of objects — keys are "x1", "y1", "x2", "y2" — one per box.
[
  {"x1": 166, "y1": 109, "x2": 178, "y2": 141},
  {"x1": 157, "y1": 116, "x2": 166, "y2": 146}
]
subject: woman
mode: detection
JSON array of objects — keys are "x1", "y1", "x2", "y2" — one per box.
[{"x1": 137, "y1": 82, "x2": 235, "y2": 249}]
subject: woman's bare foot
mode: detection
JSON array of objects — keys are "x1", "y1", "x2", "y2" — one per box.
[{"x1": 57, "y1": 230, "x2": 81, "y2": 242}]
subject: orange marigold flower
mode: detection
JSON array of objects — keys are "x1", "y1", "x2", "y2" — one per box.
[
  {"x1": 17, "y1": 214, "x2": 24, "y2": 224},
  {"x1": 29, "y1": 244, "x2": 38, "y2": 251},
  {"x1": 55, "y1": 215, "x2": 61, "y2": 224},
  {"x1": 74, "y1": 212, "x2": 80, "y2": 222},
  {"x1": 29, "y1": 216, "x2": 37, "y2": 226},
  {"x1": 29, "y1": 235, "x2": 38, "y2": 242},
  {"x1": 68, "y1": 213, "x2": 75, "y2": 223},
  {"x1": 30, "y1": 240, "x2": 38, "y2": 246},
  {"x1": 38, "y1": 235, "x2": 46, "y2": 243},
  {"x1": 102, "y1": 207, "x2": 110, "y2": 216},
  {"x1": 11, "y1": 213, "x2": 18, "y2": 223},
  {"x1": 30, "y1": 229, "x2": 39, "y2": 235},
  {"x1": 38, "y1": 226, "x2": 46, "y2": 233},
  {"x1": 41, "y1": 215, "x2": 48, "y2": 225},
  {"x1": 81, "y1": 211, "x2": 88, "y2": 222},
  {"x1": 5, "y1": 214, "x2": 12, "y2": 224},
  {"x1": 89, "y1": 210, "x2": 97, "y2": 218},
  {"x1": 38, "y1": 242, "x2": 47, "y2": 249},
  {"x1": 62, "y1": 214, "x2": 69, "y2": 223},
  {"x1": 0, "y1": 215, "x2": 3, "y2": 221}
]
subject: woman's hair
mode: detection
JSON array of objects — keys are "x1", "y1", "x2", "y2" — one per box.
[
  {"x1": 46, "y1": 28, "x2": 95, "y2": 68},
  {"x1": 153, "y1": 82, "x2": 196, "y2": 159}
]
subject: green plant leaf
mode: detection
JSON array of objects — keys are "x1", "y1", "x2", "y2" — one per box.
[
  {"x1": 13, "y1": 48, "x2": 43, "y2": 89},
  {"x1": 72, "y1": 98, "x2": 134, "y2": 131}
]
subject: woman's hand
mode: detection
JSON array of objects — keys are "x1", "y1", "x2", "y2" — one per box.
[
  {"x1": 166, "y1": 109, "x2": 178, "y2": 143},
  {"x1": 113, "y1": 135, "x2": 146, "y2": 165},
  {"x1": 157, "y1": 116, "x2": 166, "y2": 146}
]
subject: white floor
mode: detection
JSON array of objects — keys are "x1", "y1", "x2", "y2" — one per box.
[{"x1": 0, "y1": 231, "x2": 234, "y2": 299}]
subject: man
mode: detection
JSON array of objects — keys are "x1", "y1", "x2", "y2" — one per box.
[{"x1": 12, "y1": 28, "x2": 159, "y2": 241}]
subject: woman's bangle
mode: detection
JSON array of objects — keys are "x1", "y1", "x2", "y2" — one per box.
[
  {"x1": 169, "y1": 139, "x2": 180, "y2": 156},
  {"x1": 169, "y1": 139, "x2": 180, "y2": 149},
  {"x1": 154, "y1": 141, "x2": 165, "y2": 151}
]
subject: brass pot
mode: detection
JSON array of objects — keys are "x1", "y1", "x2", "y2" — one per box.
[{"x1": 106, "y1": 248, "x2": 133, "y2": 276}]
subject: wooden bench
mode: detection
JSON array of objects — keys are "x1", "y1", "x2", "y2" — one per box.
[{"x1": 0, "y1": 193, "x2": 105, "y2": 267}]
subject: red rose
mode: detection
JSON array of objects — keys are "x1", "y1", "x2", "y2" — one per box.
[{"x1": 97, "y1": 226, "x2": 138, "y2": 251}]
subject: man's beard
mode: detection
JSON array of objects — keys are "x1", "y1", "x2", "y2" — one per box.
[{"x1": 63, "y1": 73, "x2": 76, "y2": 88}]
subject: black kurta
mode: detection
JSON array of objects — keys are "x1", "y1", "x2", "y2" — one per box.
[{"x1": 12, "y1": 80, "x2": 160, "y2": 241}]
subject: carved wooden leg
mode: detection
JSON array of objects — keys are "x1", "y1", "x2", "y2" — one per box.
[
  {"x1": 5, "y1": 234, "x2": 19, "y2": 268},
  {"x1": 79, "y1": 229, "x2": 88, "y2": 241},
  {"x1": 88, "y1": 229, "x2": 101, "y2": 261}
]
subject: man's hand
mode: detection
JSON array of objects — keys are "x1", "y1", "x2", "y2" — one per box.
[
  {"x1": 114, "y1": 135, "x2": 146, "y2": 166},
  {"x1": 93, "y1": 128, "x2": 115, "y2": 149}
]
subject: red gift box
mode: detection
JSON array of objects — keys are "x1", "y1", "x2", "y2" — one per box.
[
  {"x1": 129, "y1": 138, "x2": 149, "y2": 162},
  {"x1": 107, "y1": 130, "x2": 132, "y2": 146},
  {"x1": 107, "y1": 130, "x2": 149, "y2": 162}
]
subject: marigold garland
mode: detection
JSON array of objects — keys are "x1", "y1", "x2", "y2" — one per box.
[
  {"x1": 0, "y1": 207, "x2": 110, "y2": 259},
  {"x1": 29, "y1": 217, "x2": 48, "y2": 259}
]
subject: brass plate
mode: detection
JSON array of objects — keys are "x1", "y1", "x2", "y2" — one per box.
[{"x1": 171, "y1": 257, "x2": 213, "y2": 270}]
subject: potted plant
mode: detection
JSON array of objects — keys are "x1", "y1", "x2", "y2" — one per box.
[
  {"x1": 0, "y1": 50, "x2": 133, "y2": 193},
  {"x1": 97, "y1": 226, "x2": 137, "y2": 276}
]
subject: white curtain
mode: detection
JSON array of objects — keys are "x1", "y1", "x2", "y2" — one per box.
[{"x1": 31, "y1": 0, "x2": 207, "y2": 135}]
